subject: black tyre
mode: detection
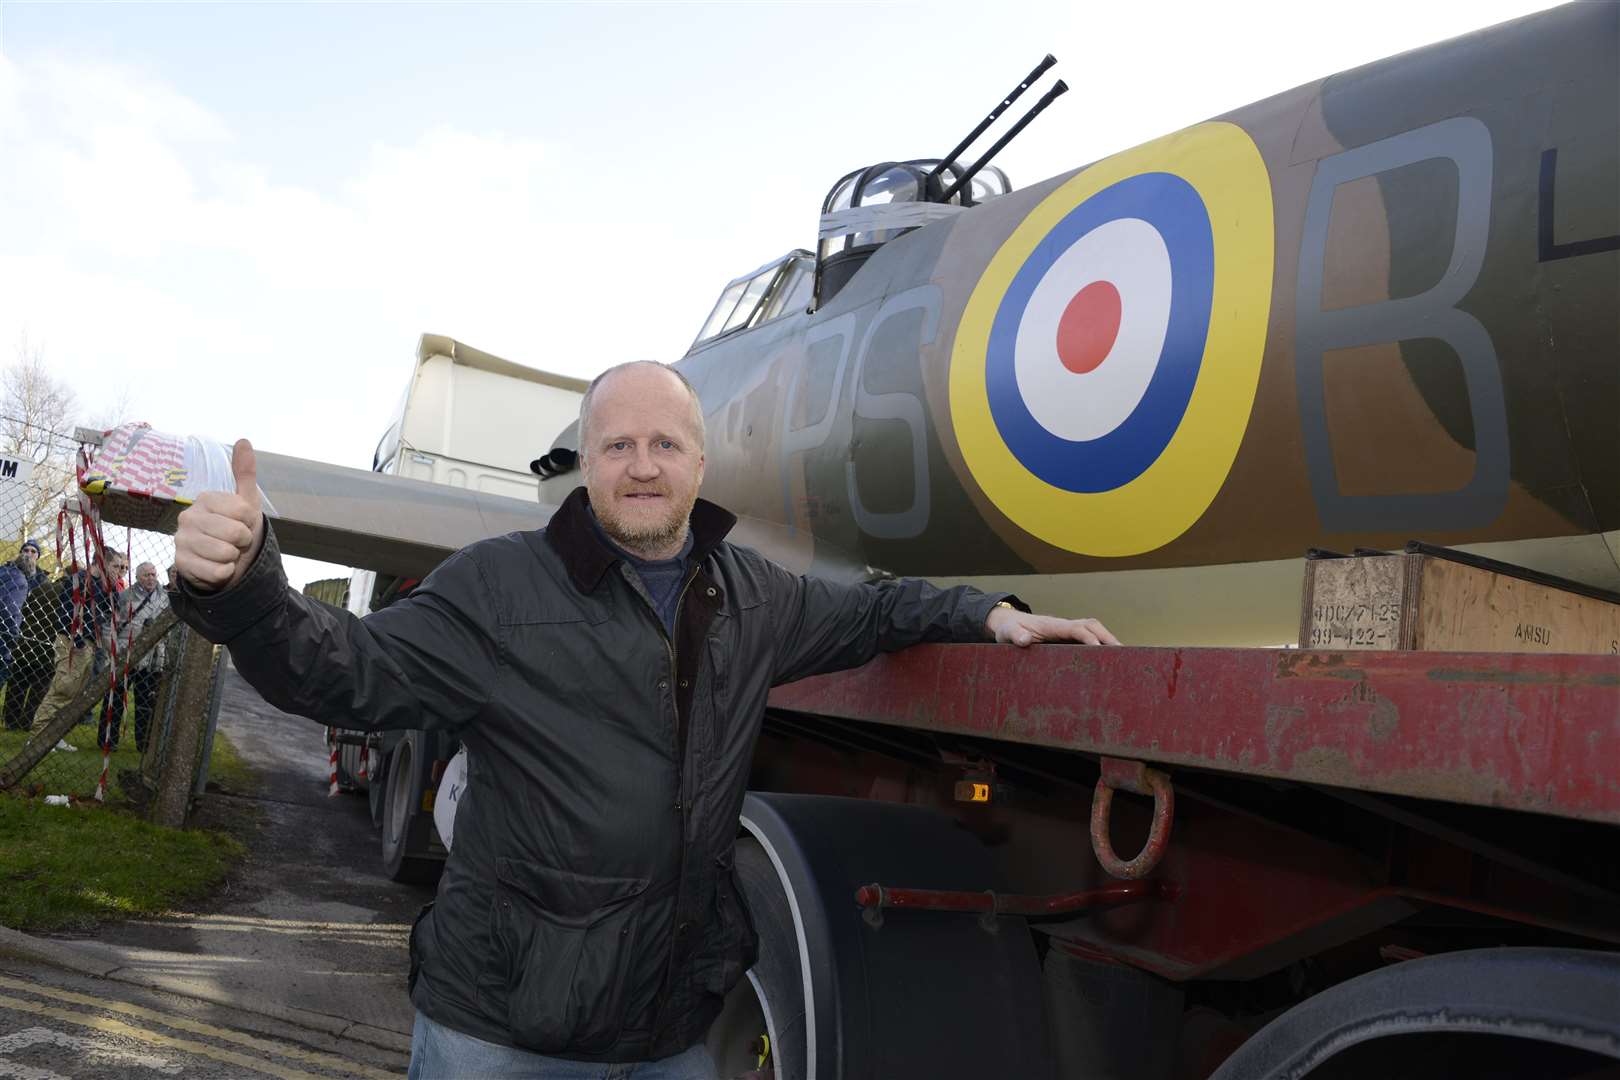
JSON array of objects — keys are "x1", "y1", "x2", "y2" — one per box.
[
  {"x1": 1210, "y1": 948, "x2": 1620, "y2": 1080},
  {"x1": 707, "y1": 837, "x2": 807, "y2": 1080},
  {"x1": 727, "y1": 793, "x2": 1053, "y2": 1078},
  {"x1": 380, "y1": 733, "x2": 441, "y2": 885}
]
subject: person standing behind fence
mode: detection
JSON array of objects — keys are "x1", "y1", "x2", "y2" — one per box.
[
  {"x1": 113, "y1": 561, "x2": 168, "y2": 752},
  {"x1": 32, "y1": 549, "x2": 127, "y2": 750},
  {"x1": 3, "y1": 558, "x2": 65, "y2": 733},
  {"x1": 0, "y1": 539, "x2": 47, "y2": 697}
]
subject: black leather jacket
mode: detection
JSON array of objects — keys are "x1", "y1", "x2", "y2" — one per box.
[{"x1": 170, "y1": 487, "x2": 1011, "y2": 1062}]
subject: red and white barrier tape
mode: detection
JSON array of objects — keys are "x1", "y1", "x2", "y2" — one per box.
[{"x1": 95, "y1": 745, "x2": 109, "y2": 803}]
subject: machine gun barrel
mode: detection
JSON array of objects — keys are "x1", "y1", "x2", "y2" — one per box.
[
  {"x1": 926, "y1": 54, "x2": 1056, "y2": 194},
  {"x1": 939, "y1": 79, "x2": 1069, "y2": 205}
]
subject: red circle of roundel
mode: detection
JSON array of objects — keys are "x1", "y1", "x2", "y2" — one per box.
[{"x1": 1056, "y1": 280, "x2": 1122, "y2": 375}]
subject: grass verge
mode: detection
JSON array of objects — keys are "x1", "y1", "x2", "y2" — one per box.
[
  {"x1": 204, "y1": 725, "x2": 257, "y2": 796},
  {"x1": 0, "y1": 728, "x2": 256, "y2": 932},
  {"x1": 0, "y1": 794, "x2": 246, "y2": 932}
]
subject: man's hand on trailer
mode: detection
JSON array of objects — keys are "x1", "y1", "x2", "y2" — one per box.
[
  {"x1": 175, "y1": 439, "x2": 266, "y2": 593},
  {"x1": 985, "y1": 605, "x2": 1120, "y2": 647}
]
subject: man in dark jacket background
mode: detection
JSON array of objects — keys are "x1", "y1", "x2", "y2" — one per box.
[
  {"x1": 0, "y1": 538, "x2": 47, "y2": 700},
  {"x1": 170, "y1": 361, "x2": 1117, "y2": 1079},
  {"x1": 3, "y1": 544, "x2": 63, "y2": 732}
]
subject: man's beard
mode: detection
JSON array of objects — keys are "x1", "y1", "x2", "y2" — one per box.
[{"x1": 596, "y1": 489, "x2": 696, "y2": 554}]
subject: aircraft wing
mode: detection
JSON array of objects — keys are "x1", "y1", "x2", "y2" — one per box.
[
  {"x1": 242, "y1": 450, "x2": 553, "y2": 578},
  {"x1": 83, "y1": 424, "x2": 553, "y2": 579}
]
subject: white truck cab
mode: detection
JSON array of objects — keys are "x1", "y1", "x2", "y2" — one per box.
[
  {"x1": 337, "y1": 334, "x2": 587, "y2": 881},
  {"x1": 346, "y1": 334, "x2": 588, "y2": 622}
]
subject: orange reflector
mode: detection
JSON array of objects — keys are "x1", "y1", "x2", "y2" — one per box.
[{"x1": 954, "y1": 780, "x2": 992, "y2": 803}]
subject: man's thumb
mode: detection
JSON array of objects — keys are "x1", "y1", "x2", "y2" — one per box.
[{"x1": 232, "y1": 438, "x2": 260, "y2": 506}]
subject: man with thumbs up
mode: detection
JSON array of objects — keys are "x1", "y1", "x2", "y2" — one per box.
[{"x1": 170, "y1": 361, "x2": 1117, "y2": 1079}]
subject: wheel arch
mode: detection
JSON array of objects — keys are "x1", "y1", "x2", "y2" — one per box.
[{"x1": 737, "y1": 791, "x2": 1054, "y2": 1079}]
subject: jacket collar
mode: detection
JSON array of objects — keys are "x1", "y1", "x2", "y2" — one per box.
[{"x1": 545, "y1": 485, "x2": 737, "y2": 594}]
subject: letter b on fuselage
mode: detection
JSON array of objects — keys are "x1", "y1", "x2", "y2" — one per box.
[{"x1": 1295, "y1": 117, "x2": 1509, "y2": 533}]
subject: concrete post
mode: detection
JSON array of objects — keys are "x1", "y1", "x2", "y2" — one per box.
[{"x1": 151, "y1": 626, "x2": 219, "y2": 829}]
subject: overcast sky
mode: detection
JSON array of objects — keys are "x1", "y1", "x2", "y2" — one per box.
[{"x1": 0, "y1": 0, "x2": 1561, "y2": 585}]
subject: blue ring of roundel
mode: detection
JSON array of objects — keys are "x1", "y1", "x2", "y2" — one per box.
[{"x1": 984, "y1": 171, "x2": 1214, "y2": 494}]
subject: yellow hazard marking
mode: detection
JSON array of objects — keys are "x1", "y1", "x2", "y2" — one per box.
[
  {"x1": 0, "y1": 993, "x2": 326, "y2": 1080},
  {"x1": 0, "y1": 976, "x2": 399, "y2": 1080}
]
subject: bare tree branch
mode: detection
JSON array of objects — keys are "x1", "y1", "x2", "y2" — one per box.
[
  {"x1": 2, "y1": 333, "x2": 81, "y2": 550},
  {"x1": 87, "y1": 378, "x2": 137, "y2": 433}
]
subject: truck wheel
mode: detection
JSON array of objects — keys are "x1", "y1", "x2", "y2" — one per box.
[
  {"x1": 707, "y1": 837, "x2": 807, "y2": 1079},
  {"x1": 380, "y1": 733, "x2": 441, "y2": 885},
  {"x1": 717, "y1": 793, "x2": 1052, "y2": 1080},
  {"x1": 1209, "y1": 947, "x2": 1620, "y2": 1079}
]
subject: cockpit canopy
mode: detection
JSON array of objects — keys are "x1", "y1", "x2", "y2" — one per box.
[
  {"x1": 688, "y1": 250, "x2": 815, "y2": 353},
  {"x1": 819, "y1": 158, "x2": 1011, "y2": 263},
  {"x1": 817, "y1": 158, "x2": 1011, "y2": 305},
  {"x1": 686, "y1": 159, "x2": 1014, "y2": 354}
]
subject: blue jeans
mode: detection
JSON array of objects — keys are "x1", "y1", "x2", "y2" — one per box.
[{"x1": 407, "y1": 1011, "x2": 717, "y2": 1080}]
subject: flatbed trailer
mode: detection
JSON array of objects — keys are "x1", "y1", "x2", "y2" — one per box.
[{"x1": 700, "y1": 644, "x2": 1620, "y2": 1079}]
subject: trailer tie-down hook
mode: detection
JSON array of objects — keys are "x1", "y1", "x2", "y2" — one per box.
[{"x1": 1090, "y1": 757, "x2": 1174, "y2": 879}]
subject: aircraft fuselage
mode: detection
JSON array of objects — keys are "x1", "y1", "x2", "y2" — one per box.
[{"x1": 581, "y1": 5, "x2": 1620, "y2": 645}]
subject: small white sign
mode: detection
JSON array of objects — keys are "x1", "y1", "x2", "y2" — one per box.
[
  {"x1": 434, "y1": 747, "x2": 469, "y2": 853},
  {"x1": 0, "y1": 455, "x2": 35, "y2": 538}
]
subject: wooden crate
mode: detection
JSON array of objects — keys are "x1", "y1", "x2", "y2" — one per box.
[{"x1": 1300, "y1": 546, "x2": 1620, "y2": 655}]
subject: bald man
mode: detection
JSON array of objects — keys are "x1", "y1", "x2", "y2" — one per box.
[{"x1": 171, "y1": 360, "x2": 1116, "y2": 1078}]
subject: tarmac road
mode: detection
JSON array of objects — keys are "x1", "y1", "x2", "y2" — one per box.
[
  {"x1": 0, "y1": 958, "x2": 405, "y2": 1075},
  {"x1": 2, "y1": 657, "x2": 431, "y2": 1075},
  {"x1": 0, "y1": 962, "x2": 406, "y2": 1079}
]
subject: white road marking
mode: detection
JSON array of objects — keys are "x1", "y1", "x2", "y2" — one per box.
[
  {"x1": 0, "y1": 1025, "x2": 181, "y2": 1073},
  {"x1": 0, "y1": 976, "x2": 399, "y2": 1080},
  {"x1": 0, "y1": 995, "x2": 325, "y2": 1080},
  {"x1": 0, "y1": 1044, "x2": 70, "y2": 1080}
]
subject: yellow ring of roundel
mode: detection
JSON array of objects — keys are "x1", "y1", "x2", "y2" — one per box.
[{"x1": 949, "y1": 121, "x2": 1273, "y2": 557}]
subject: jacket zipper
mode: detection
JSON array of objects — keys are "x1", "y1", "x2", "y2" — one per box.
[
  {"x1": 666, "y1": 569, "x2": 697, "y2": 807},
  {"x1": 652, "y1": 566, "x2": 699, "y2": 1044}
]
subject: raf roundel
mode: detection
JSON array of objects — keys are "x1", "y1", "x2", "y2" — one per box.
[{"x1": 950, "y1": 122, "x2": 1274, "y2": 557}]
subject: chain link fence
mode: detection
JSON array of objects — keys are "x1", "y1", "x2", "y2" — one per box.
[{"x1": 0, "y1": 422, "x2": 217, "y2": 808}]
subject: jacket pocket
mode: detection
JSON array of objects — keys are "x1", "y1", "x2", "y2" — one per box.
[
  {"x1": 696, "y1": 848, "x2": 759, "y2": 998},
  {"x1": 487, "y1": 858, "x2": 650, "y2": 1053}
]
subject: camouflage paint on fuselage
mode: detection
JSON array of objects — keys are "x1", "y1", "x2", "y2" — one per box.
[{"x1": 550, "y1": 3, "x2": 1619, "y2": 645}]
